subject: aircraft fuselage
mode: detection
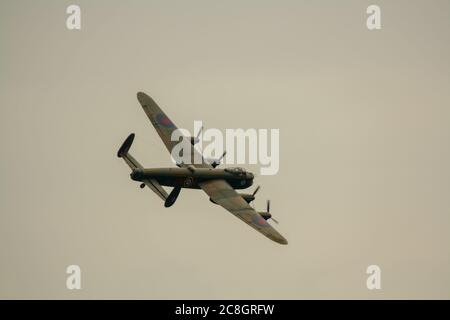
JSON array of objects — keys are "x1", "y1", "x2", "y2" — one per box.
[{"x1": 130, "y1": 167, "x2": 254, "y2": 190}]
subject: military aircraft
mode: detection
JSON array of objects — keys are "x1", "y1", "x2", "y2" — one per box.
[{"x1": 117, "y1": 92, "x2": 288, "y2": 245}]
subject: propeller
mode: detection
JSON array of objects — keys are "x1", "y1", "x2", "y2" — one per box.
[
  {"x1": 195, "y1": 125, "x2": 203, "y2": 140},
  {"x1": 211, "y1": 150, "x2": 227, "y2": 168},
  {"x1": 248, "y1": 186, "x2": 260, "y2": 208},
  {"x1": 266, "y1": 200, "x2": 279, "y2": 224},
  {"x1": 217, "y1": 150, "x2": 227, "y2": 162},
  {"x1": 191, "y1": 126, "x2": 203, "y2": 145},
  {"x1": 194, "y1": 124, "x2": 227, "y2": 167}
]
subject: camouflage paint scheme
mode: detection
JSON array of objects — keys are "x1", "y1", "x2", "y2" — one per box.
[{"x1": 117, "y1": 92, "x2": 288, "y2": 245}]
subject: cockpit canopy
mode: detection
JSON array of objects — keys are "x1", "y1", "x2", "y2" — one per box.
[{"x1": 224, "y1": 167, "x2": 247, "y2": 176}]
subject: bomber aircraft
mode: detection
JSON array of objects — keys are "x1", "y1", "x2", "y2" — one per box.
[{"x1": 117, "y1": 92, "x2": 288, "y2": 244}]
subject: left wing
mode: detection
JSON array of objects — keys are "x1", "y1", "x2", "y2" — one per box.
[{"x1": 199, "y1": 179, "x2": 288, "y2": 245}]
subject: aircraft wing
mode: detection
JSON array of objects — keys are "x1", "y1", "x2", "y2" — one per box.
[
  {"x1": 136, "y1": 92, "x2": 210, "y2": 168},
  {"x1": 199, "y1": 179, "x2": 288, "y2": 245}
]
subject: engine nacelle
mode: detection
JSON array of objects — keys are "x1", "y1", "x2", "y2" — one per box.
[
  {"x1": 240, "y1": 193, "x2": 255, "y2": 204},
  {"x1": 205, "y1": 151, "x2": 227, "y2": 168},
  {"x1": 259, "y1": 212, "x2": 272, "y2": 220},
  {"x1": 204, "y1": 158, "x2": 222, "y2": 168}
]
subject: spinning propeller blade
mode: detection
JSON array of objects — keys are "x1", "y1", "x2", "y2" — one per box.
[
  {"x1": 195, "y1": 125, "x2": 203, "y2": 140},
  {"x1": 266, "y1": 200, "x2": 278, "y2": 224}
]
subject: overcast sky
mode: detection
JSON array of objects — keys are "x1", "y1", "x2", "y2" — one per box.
[{"x1": 1, "y1": 0, "x2": 450, "y2": 298}]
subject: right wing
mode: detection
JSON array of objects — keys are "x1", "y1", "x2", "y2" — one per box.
[
  {"x1": 199, "y1": 179, "x2": 288, "y2": 245},
  {"x1": 136, "y1": 92, "x2": 210, "y2": 168}
]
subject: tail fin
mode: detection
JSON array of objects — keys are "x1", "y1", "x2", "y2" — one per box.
[
  {"x1": 117, "y1": 133, "x2": 169, "y2": 201},
  {"x1": 117, "y1": 133, "x2": 142, "y2": 169},
  {"x1": 117, "y1": 133, "x2": 135, "y2": 158}
]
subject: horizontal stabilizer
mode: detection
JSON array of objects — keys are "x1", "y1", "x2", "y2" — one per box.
[
  {"x1": 117, "y1": 133, "x2": 135, "y2": 158},
  {"x1": 117, "y1": 133, "x2": 142, "y2": 170},
  {"x1": 144, "y1": 179, "x2": 169, "y2": 201},
  {"x1": 117, "y1": 133, "x2": 168, "y2": 201}
]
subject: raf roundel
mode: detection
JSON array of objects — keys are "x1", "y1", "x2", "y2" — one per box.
[
  {"x1": 156, "y1": 113, "x2": 175, "y2": 128},
  {"x1": 252, "y1": 214, "x2": 269, "y2": 228}
]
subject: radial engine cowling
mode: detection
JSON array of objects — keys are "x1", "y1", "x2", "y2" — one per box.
[
  {"x1": 240, "y1": 193, "x2": 255, "y2": 204},
  {"x1": 259, "y1": 212, "x2": 272, "y2": 220}
]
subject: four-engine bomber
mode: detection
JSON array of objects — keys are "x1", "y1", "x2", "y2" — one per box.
[{"x1": 117, "y1": 92, "x2": 287, "y2": 244}]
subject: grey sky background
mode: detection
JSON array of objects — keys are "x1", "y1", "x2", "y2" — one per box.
[{"x1": 1, "y1": 0, "x2": 449, "y2": 299}]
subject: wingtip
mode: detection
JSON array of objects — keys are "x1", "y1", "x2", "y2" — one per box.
[
  {"x1": 136, "y1": 91, "x2": 147, "y2": 104},
  {"x1": 136, "y1": 91, "x2": 158, "y2": 109},
  {"x1": 268, "y1": 233, "x2": 288, "y2": 245}
]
